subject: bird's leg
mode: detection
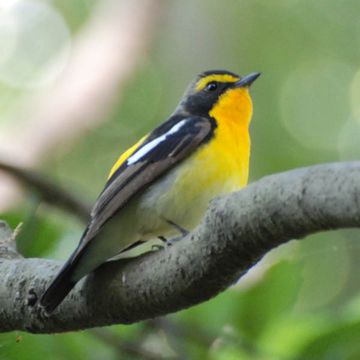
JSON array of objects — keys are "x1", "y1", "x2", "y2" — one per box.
[
  {"x1": 158, "y1": 219, "x2": 190, "y2": 246},
  {"x1": 151, "y1": 236, "x2": 166, "y2": 250},
  {"x1": 165, "y1": 236, "x2": 184, "y2": 246},
  {"x1": 158, "y1": 236, "x2": 167, "y2": 243},
  {"x1": 165, "y1": 219, "x2": 189, "y2": 237}
]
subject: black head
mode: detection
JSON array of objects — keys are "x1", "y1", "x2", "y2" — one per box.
[{"x1": 176, "y1": 70, "x2": 260, "y2": 117}]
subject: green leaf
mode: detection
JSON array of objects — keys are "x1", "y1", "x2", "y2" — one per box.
[
  {"x1": 233, "y1": 260, "x2": 303, "y2": 340},
  {"x1": 0, "y1": 331, "x2": 116, "y2": 360},
  {"x1": 296, "y1": 320, "x2": 360, "y2": 360}
]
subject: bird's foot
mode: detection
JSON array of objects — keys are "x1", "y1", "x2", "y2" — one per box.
[
  {"x1": 158, "y1": 234, "x2": 185, "y2": 246},
  {"x1": 165, "y1": 219, "x2": 189, "y2": 237},
  {"x1": 151, "y1": 243, "x2": 166, "y2": 251}
]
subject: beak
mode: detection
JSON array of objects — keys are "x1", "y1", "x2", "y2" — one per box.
[{"x1": 233, "y1": 72, "x2": 261, "y2": 88}]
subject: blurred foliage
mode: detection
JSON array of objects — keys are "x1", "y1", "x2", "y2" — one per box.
[{"x1": 1, "y1": 0, "x2": 360, "y2": 359}]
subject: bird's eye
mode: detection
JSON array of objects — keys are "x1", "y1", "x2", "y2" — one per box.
[{"x1": 205, "y1": 81, "x2": 218, "y2": 92}]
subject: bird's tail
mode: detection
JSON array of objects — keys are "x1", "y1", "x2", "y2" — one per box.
[
  {"x1": 40, "y1": 255, "x2": 78, "y2": 313},
  {"x1": 40, "y1": 229, "x2": 92, "y2": 313}
]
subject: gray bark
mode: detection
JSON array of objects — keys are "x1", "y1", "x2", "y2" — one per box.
[{"x1": 1, "y1": 161, "x2": 360, "y2": 334}]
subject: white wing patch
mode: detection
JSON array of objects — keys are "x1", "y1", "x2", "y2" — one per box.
[{"x1": 127, "y1": 120, "x2": 188, "y2": 165}]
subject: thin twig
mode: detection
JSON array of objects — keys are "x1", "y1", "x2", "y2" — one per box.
[
  {"x1": 0, "y1": 160, "x2": 91, "y2": 222},
  {"x1": 90, "y1": 328, "x2": 173, "y2": 360},
  {"x1": 149, "y1": 318, "x2": 213, "y2": 352},
  {"x1": 0, "y1": 220, "x2": 22, "y2": 259}
]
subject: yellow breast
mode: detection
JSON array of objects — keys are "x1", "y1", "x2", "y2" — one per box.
[
  {"x1": 206, "y1": 86, "x2": 253, "y2": 188},
  {"x1": 160, "y1": 87, "x2": 252, "y2": 229},
  {"x1": 171, "y1": 117, "x2": 250, "y2": 207},
  {"x1": 177, "y1": 86, "x2": 252, "y2": 194}
]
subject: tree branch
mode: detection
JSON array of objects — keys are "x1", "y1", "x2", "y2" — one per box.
[
  {"x1": 0, "y1": 160, "x2": 91, "y2": 222},
  {"x1": 1, "y1": 161, "x2": 360, "y2": 334}
]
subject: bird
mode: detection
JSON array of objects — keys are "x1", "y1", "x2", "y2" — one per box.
[{"x1": 40, "y1": 69, "x2": 260, "y2": 312}]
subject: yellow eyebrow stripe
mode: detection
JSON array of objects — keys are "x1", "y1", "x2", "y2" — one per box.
[{"x1": 195, "y1": 74, "x2": 239, "y2": 92}]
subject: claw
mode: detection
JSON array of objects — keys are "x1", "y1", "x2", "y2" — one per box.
[
  {"x1": 165, "y1": 236, "x2": 184, "y2": 246},
  {"x1": 158, "y1": 234, "x2": 185, "y2": 246},
  {"x1": 165, "y1": 219, "x2": 189, "y2": 236},
  {"x1": 151, "y1": 244, "x2": 165, "y2": 251}
]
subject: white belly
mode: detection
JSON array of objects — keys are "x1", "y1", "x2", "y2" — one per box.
[{"x1": 136, "y1": 154, "x2": 242, "y2": 239}]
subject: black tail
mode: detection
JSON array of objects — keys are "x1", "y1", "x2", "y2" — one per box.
[
  {"x1": 40, "y1": 229, "x2": 93, "y2": 313},
  {"x1": 40, "y1": 254, "x2": 79, "y2": 313}
]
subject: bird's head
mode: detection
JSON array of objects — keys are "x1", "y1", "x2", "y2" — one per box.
[{"x1": 177, "y1": 70, "x2": 260, "y2": 126}]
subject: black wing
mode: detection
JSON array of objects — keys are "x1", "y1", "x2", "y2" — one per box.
[
  {"x1": 41, "y1": 115, "x2": 215, "y2": 312},
  {"x1": 87, "y1": 115, "x2": 215, "y2": 238}
]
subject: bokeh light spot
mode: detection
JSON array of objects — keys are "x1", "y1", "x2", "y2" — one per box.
[
  {"x1": 336, "y1": 69, "x2": 360, "y2": 160},
  {"x1": 280, "y1": 60, "x2": 353, "y2": 152},
  {"x1": 0, "y1": 0, "x2": 71, "y2": 89},
  {"x1": 350, "y1": 68, "x2": 360, "y2": 122}
]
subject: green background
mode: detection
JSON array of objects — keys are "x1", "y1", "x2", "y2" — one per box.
[{"x1": 1, "y1": 1, "x2": 360, "y2": 359}]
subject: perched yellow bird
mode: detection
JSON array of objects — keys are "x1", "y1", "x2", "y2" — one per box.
[{"x1": 41, "y1": 69, "x2": 260, "y2": 312}]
